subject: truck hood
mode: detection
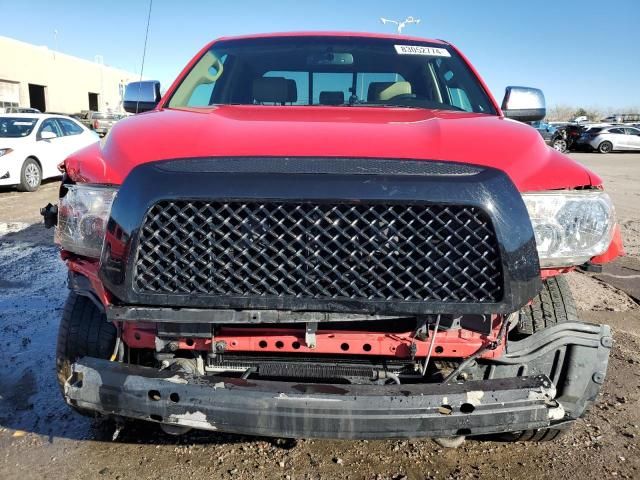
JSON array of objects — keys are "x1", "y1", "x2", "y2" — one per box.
[{"x1": 67, "y1": 106, "x2": 598, "y2": 191}]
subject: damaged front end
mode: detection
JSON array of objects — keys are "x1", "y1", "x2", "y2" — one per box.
[
  {"x1": 55, "y1": 158, "x2": 612, "y2": 439},
  {"x1": 65, "y1": 319, "x2": 611, "y2": 439}
]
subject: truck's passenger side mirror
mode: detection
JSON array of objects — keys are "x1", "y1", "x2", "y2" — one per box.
[
  {"x1": 501, "y1": 86, "x2": 546, "y2": 123},
  {"x1": 123, "y1": 81, "x2": 161, "y2": 114}
]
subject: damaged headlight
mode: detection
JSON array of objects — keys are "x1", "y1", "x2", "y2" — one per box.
[
  {"x1": 522, "y1": 190, "x2": 615, "y2": 267},
  {"x1": 56, "y1": 184, "x2": 118, "y2": 257}
]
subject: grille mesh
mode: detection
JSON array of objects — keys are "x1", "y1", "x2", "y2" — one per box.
[{"x1": 133, "y1": 201, "x2": 503, "y2": 303}]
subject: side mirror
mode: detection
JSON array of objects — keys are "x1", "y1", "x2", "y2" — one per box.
[
  {"x1": 40, "y1": 131, "x2": 57, "y2": 140},
  {"x1": 501, "y1": 86, "x2": 546, "y2": 123},
  {"x1": 123, "y1": 80, "x2": 161, "y2": 114}
]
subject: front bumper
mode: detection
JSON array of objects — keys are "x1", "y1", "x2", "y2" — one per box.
[
  {"x1": 67, "y1": 358, "x2": 559, "y2": 439},
  {"x1": 64, "y1": 321, "x2": 611, "y2": 439}
]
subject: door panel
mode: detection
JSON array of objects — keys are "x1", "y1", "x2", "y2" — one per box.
[
  {"x1": 607, "y1": 128, "x2": 626, "y2": 150},
  {"x1": 624, "y1": 128, "x2": 640, "y2": 150},
  {"x1": 33, "y1": 119, "x2": 66, "y2": 178}
]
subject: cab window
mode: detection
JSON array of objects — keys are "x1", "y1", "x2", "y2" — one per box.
[{"x1": 58, "y1": 118, "x2": 84, "y2": 136}]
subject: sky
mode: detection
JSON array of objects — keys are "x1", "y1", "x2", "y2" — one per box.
[{"x1": 1, "y1": 0, "x2": 639, "y2": 109}]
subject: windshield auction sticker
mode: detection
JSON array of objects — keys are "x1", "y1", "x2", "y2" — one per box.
[{"x1": 394, "y1": 45, "x2": 451, "y2": 57}]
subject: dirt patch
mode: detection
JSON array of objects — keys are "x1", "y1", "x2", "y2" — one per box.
[{"x1": 566, "y1": 271, "x2": 639, "y2": 311}]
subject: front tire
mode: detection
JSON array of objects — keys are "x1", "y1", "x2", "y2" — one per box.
[
  {"x1": 17, "y1": 157, "x2": 42, "y2": 192},
  {"x1": 513, "y1": 275, "x2": 577, "y2": 337},
  {"x1": 552, "y1": 138, "x2": 568, "y2": 152},
  {"x1": 598, "y1": 141, "x2": 613, "y2": 154},
  {"x1": 56, "y1": 292, "x2": 117, "y2": 405}
]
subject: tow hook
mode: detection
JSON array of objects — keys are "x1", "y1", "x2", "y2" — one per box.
[{"x1": 40, "y1": 203, "x2": 57, "y2": 229}]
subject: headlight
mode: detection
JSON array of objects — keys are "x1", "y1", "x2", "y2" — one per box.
[
  {"x1": 523, "y1": 191, "x2": 615, "y2": 267},
  {"x1": 56, "y1": 184, "x2": 118, "y2": 257},
  {"x1": 0, "y1": 148, "x2": 13, "y2": 157}
]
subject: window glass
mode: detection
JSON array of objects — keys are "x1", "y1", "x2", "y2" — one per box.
[
  {"x1": 312, "y1": 72, "x2": 351, "y2": 105},
  {"x1": 58, "y1": 118, "x2": 84, "y2": 136},
  {"x1": 355, "y1": 72, "x2": 406, "y2": 102},
  {"x1": 608, "y1": 128, "x2": 625, "y2": 134},
  {"x1": 167, "y1": 37, "x2": 497, "y2": 114},
  {"x1": 92, "y1": 113, "x2": 118, "y2": 120},
  {"x1": 39, "y1": 119, "x2": 61, "y2": 137},
  {"x1": 447, "y1": 87, "x2": 472, "y2": 111},
  {"x1": 264, "y1": 71, "x2": 309, "y2": 104},
  {"x1": 0, "y1": 117, "x2": 38, "y2": 137},
  {"x1": 624, "y1": 128, "x2": 640, "y2": 135},
  {"x1": 182, "y1": 54, "x2": 228, "y2": 107}
]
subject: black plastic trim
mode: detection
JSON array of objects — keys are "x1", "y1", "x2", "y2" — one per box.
[{"x1": 99, "y1": 157, "x2": 541, "y2": 315}]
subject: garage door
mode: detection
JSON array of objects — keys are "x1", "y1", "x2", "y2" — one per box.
[{"x1": 0, "y1": 80, "x2": 20, "y2": 110}]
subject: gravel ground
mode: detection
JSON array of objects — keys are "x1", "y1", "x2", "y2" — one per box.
[{"x1": 0, "y1": 153, "x2": 639, "y2": 480}]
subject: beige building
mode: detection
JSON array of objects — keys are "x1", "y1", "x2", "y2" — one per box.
[{"x1": 0, "y1": 35, "x2": 139, "y2": 114}]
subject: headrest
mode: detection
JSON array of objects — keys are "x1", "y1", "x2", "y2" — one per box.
[
  {"x1": 319, "y1": 91, "x2": 344, "y2": 105},
  {"x1": 286, "y1": 79, "x2": 297, "y2": 103},
  {"x1": 253, "y1": 77, "x2": 289, "y2": 103},
  {"x1": 367, "y1": 81, "x2": 412, "y2": 101}
]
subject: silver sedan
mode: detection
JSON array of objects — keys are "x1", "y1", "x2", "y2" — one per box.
[{"x1": 577, "y1": 126, "x2": 640, "y2": 153}]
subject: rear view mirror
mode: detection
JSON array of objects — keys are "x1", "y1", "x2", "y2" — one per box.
[
  {"x1": 501, "y1": 86, "x2": 546, "y2": 122},
  {"x1": 307, "y1": 52, "x2": 353, "y2": 66},
  {"x1": 123, "y1": 80, "x2": 161, "y2": 113}
]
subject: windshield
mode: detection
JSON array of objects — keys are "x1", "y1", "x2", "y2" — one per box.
[
  {"x1": 167, "y1": 37, "x2": 497, "y2": 114},
  {"x1": 0, "y1": 117, "x2": 38, "y2": 137}
]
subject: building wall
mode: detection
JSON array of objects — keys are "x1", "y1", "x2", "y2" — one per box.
[{"x1": 0, "y1": 36, "x2": 139, "y2": 114}]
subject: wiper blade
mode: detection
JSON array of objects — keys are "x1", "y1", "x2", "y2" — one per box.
[{"x1": 348, "y1": 103, "x2": 420, "y2": 109}]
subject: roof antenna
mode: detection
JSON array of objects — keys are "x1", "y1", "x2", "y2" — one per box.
[
  {"x1": 136, "y1": 0, "x2": 153, "y2": 114},
  {"x1": 380, "y1": 16, "x2": 421, "y2": 34}
]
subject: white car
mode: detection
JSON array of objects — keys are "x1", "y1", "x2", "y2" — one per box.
[
  {"x1": 576, "y1": 125, "x2": 640, "y2": 154},
  {"x1": 0, "y1": 114, "x2": 99, "y2": 191}
]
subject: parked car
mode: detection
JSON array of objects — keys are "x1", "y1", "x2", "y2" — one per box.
[
  {"x1": 0, "y1": 113, "x2": 98, "y2": 191},
  {"x1": 4, "y1": 107, "x2": 41, "y2": 114},
  {"x1": 530, "y1": 121, "x2": 568, "y2": 152},
  {"x1": 601, "y1": 113, "x2": 640, "y2": 124},
  {"x1": 44, "y1": 32, "x2": 621, "y2": 445},
  {"x1": 78, "y1": 111, "x2": 120, "y2": 136},
  {"x1": 561, "y1": 123, "x2": 587, "y2": 151},
  {"x1": 576, "y1": 125, "x2": 640, "y2": 153}
]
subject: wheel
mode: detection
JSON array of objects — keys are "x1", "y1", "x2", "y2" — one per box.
[
  {"x1": 56, "y1": 292, "x2": 117, "y2": 407},
  {"x1": 17, "y1": 157, "x2": 42, "y2": 192},
  {"x1": 496, "y1": 426, "x2": 567, "y2": 442},
  {"x1": 598, "y1": 141, "x2": 613, "y2": 154},
  {"x1": 496, "y1": 276, "x2": 577, "y2": 442},
  {"x1": 552, "y1": 138, "x2": 568, "y2": 152},
  {"x1": 513, "y1": 275, "x2": 577, "y2": 337}
]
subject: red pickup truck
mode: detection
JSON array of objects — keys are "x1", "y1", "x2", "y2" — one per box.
[{"x1": 45, "y1": 32, "x2": 623, "y2": 444}]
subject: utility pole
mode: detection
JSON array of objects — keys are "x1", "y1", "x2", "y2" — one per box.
[
  {"x1": 380, "y1": 16, "x2": 421, "y2": 34},
  {"x1": 95, "y1": 55, "x2": 105, "y2": 112}
]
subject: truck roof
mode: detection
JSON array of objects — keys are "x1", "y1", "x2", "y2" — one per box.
[{"x1": 214, "y1": 31, "x2": 448, "y2": 45}]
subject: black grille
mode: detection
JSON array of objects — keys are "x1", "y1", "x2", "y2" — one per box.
[{"x1": 133, "y1": 201, "x2": 503, "y2": 304}]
